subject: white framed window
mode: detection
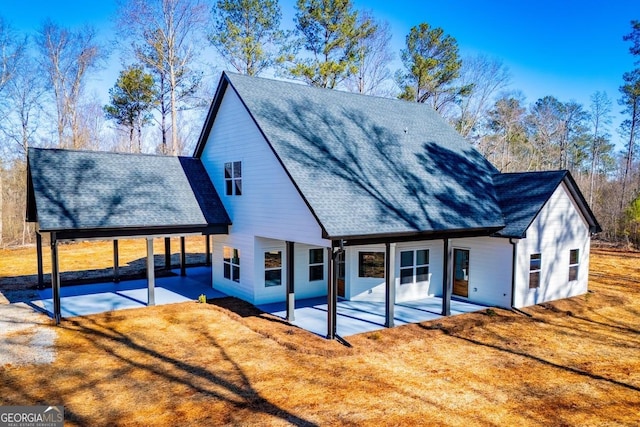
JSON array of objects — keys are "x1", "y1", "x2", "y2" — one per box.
[
  {"x1": 264, "y1": 250, "x2": 282, "y2": 287},
  {"x1": 224, "y1": 161, "x2": 242, "y2": 196},
  {"x1": 399, "y1": 249, "x2": 430, "y2": 285},
  {"x1": 529, "y1": 253, "x2": 541, "y2": 289},
  {"x1": 223, "y1": 246, "x2": 240, "y2": 282},
  {"x1": 569, "y1": 249, "x2": 579, "y2": 281},
  {"x1": 358, "y1": 251, "x2": 384, "y2": 278},
  {"x1": 309, "y1": 248, "x2": 324, "y2": 281}
]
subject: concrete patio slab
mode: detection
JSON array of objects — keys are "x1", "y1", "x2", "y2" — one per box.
[
  {"x1": 258, "y1": 296, "x2": 487, "y2": 338},
  {"x1": 17, "y1": 267, "x2": 487, "y2": 339},
  {"x1": 31, "y1": 267, "x2": 226, "y2": 318}
]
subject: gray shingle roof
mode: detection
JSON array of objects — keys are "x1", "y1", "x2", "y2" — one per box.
[
  {"x1": 493, "y1": 170, "x2": 572, "y2": 238},
  {"x1": 219, "y1": 72, "x2": 506, "y2": 239},
  {"x1": 27, "y1": 148, "x2": 230, "y2": 234}
]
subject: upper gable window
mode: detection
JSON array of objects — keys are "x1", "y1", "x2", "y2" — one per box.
[{"x1": 224, "y1": 161, "x2": 242, "y2": 196}]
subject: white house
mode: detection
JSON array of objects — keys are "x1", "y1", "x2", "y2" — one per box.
[
  {"x1": 192, "y1": 72, "x2": 601, "y2": 338},
  {"x1": 27, "y1": 71, "x2": 600, "y2": 336}
]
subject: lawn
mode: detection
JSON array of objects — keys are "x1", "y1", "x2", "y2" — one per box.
[{"x1": 0, "y1": 244, "x2": 639, "y2": 426}]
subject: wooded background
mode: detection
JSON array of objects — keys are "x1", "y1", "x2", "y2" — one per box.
[{"x1": 0, "y1": 0, "x2": 638, "y2": 248}]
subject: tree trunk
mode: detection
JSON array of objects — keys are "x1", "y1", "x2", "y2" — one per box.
[
  {"x1": 0, "y1": 171, "x2": 3, "y2": 248},
  {"x1": 620, "y1": 98, "x2": 638, "y2": 212}
]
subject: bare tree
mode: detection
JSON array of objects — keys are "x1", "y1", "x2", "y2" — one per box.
[
  {"x1": 36, "y1": 20, "x2": 102, "y2": 149},
  {"x1": 453, "y1": 55, "x2": 510, "y2": 140},
  {"x1": 118, "y1": 0, "x2": 208, "y2": 155},
  {"x1": 1, "y1": 54, "x2": 46, "y2": 156},
  {"x1": 0, "y1": 17, "x2": 26, "y2": 248},
  {"x1": 618, "y1": 69, "x2": 640, "y2": 212},
  {"x1": 587, "y1": 91, "x2": 613, "y2": 205},
  {"x1": 344, "y1": 11, "x2": 394, "y2": 96}
]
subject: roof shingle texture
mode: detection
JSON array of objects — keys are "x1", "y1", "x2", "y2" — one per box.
[
  {"x1": 28, "y1": 148, "x2": 230, "y2": 232},
  {"x1": 493, "y1": 170, "x2": 568, "y2": 238},
  {"x1": 226, "y1": 72, "x2": 505, "y2": 238}
]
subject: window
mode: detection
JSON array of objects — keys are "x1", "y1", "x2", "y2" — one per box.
[
  {"x1": 529, "y1": 253, "x2": 541, "y2": 289},
  {"x1": 358, "y1": 252, "x2": 385, "y2": 278},
  {"x1": 569, "y1": 249, "x2": 579, "y2": 281},
  {"x1": 223, "y1": 246, "x2": 240, "y2": 282},
  {"x1": 264, "y1": 251, "x2": 282, "y2": 287},
  {"x1": 400, "y1": 249, "x2": 430, "y2": 285},
  {"x1": 224, "y1": 161, "x2": 242, "y2": 196},
  {"x1": 309, "y1": 248, "x2": 324, "y2": 281}
]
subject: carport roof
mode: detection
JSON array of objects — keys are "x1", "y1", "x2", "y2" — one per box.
[{"x1": 27, "y1": 148, "x2": 231, "y2": 240}]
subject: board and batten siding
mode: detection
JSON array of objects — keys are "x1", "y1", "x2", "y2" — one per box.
[
  {"x1": 200, "y1": 87, "x2": 329, "y2": 303},
  {"x1": 449, "y1": 237, "x2": 513, "y2": 308},
  {"x1": 513, "y1": 182, "x2": 591, "y2": 308}
]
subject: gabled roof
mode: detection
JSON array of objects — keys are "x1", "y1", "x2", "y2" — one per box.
[
  {"x1": 27, "y1": 148, "x2": 230, "y2": 239},
  {"x1": 493, "y1": 170, "x2": 601, "y2": 238},
  {"x1": 195, "y1": 72, "x2": 506, "y2": 240}
]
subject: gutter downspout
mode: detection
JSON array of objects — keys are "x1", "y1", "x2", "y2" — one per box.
[{"x1": 509, "y1": 238, "x2": 518, "y2": 308}]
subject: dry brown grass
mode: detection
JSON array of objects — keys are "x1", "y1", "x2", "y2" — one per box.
[{"x1": 1, "y1": 245, "x2": 639, "y2": 426}]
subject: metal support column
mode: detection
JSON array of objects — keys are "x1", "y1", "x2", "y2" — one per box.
[
  {"x1": 36, "y1": 232, "x2": 44, "y2": 289},
  {"x1": 180, "y1": 236, "x2": 186, "y2": 276},
  {"x1": 205, "y1": 235, "x2": 211, "y2": 266},
  {"x1": 147, "y1": 237, "x2": 155, "y2": 306},
  {"x1": 113, "y1": 240, "x2": 120, "y2": 283},
  {"x1": 327, "y1": 245, "x2": 337, "y2": 339},
  {"x1": 50, "y1": 233, "x2": 61, "y2": 325},
  {"x1": 286, "y1": 241, "x2": 295, "y2": 322},
  {"x1": 442, "y1": 239, "x2": 451, "y2": 316},
  {"x1": 164, "y1": 237, "x2": 171, "y2": 270},
  {"x1": 385, "y1": 242, "x2": 396, "y2": 328}
]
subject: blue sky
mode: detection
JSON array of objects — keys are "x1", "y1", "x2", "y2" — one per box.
[{"x1": 2, "y1": 0, "x2": 638, "y2": 147}]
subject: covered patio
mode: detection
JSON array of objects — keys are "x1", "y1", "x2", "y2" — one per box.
[
  {"x1": 14, "y1": 264, "x2": 486, "y2": 337},
  {"x1": 30, "y1": 266, "x2": 225, "y2": 318},
  {"x1": 259, "y1": 296, "x2": 487, "y2": 337}
]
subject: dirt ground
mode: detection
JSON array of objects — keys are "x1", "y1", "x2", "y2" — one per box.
[{"x1": 0, "y1": 244, "x2": 639, "y2": 426}]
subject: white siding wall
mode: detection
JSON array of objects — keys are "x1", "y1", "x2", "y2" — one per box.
[
  {"x1": 201, "y1": 87, "x2": 330, "y2": 303},
  {"x1": 252, "y1": 238, "x2": 328, "y2": 305},
  {"x1": 293, "y1": 243, "x2": 329, "y2": 300},
  {"x1": 345, "y1": 241, "x2": 445, "y2": 303},
  {"x1": 395, "y1": 241, "x2": 444, "y2": 303},
  {"x1": 449, "y1": 237, "x2": 513, "y2": 308},
  {"x1": 212, "y1": 235, "x2": 255, "y2": 302},
  {"x1": 513, "y1": 183, "x2": 591, "y2": 308},
  {"x1": 346, "y1": 244, "x2": 386, "y2": 301}
]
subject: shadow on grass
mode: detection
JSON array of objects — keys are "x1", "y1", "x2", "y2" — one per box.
[
  {"x1": 51, "y1": 314, "x2": 318, "y2": 426},
  {"x1": 420, "y1": 320, "x2": 640, "y2": 394}
]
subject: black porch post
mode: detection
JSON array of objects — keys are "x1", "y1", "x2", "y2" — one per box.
[
  {"x1": 164, "y1": 237, "x2": 171, "y2": 270},
  {"x1": 50, "y1": 232, "x2": 61, "y2": 325},
  {"x1": 113, "y1": 240, "x2": 120, "y2": 283},
  {"x1": 36, "y1": 232, "x2": 44, "y2": 289},
  {"x1": 147, "y1": 237, "x2": 156, "y2": 306},
  {"x1": 205, "y1": 235, "x2": 211, "y2": 266},
  {"x1": 180, "y1": 236, "x2": 186, "y2": 276},
  {"x1": 326, "y1": 245, "x2": 337, "y2": 339},
  {"x1": 286, "y1": 241, "x2": 295, "y2": 322},
  {"x1": 442, "y1": 239, "x2": 451, "y2": 316},
  {"x1": 385, "y1": 242, "x2": 396, "y2": 328}
]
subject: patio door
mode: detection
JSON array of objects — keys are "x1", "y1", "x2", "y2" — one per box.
[{"x1": 453, "y1": 249, "x2": 469, "y2": 297}]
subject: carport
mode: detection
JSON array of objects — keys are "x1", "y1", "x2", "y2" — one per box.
[{"x1": 26, "y1": 148, "x2": 231, "y2": 324}]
